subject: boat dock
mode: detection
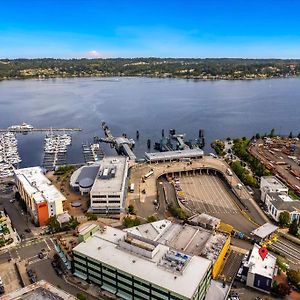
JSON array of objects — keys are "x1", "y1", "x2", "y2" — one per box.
[
  {"x1": 42, "y1": 133, "x2": 72, "y2": 170},
  {"x1": 0, "y1": 132, "x2": 21, "y2": 178},
  {"x1": 82, "y1": 143, "x2": 104, "y2": 163},
  {"x1": 100, "y1": 121, "x2": 136, "y2": 160}
]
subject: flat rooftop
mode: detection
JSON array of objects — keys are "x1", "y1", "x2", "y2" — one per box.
[
  {"x1": 14, "y1": 167, "x2": 66, "y2": 204},
  {"x1": 261, "y1": 176, "x2": 287, "y2": 190},
  {"x1": 251, "y1": 223, "x2": 278, "y2": 239},
  {"x1": 90, "y1": 156, "x2": 128, "y2": 194},
  {"x1": 0, "y1": 280, "x2": 76, "y2": 300},
  {"x1": 246, "y1": 244, "x2": 277, "y2": 278},
  {"x1": 145, "y1": 148, "x2": 204, "y2": 162},
  {"x1": 73, "y1": 226, "x2": 211, "y2": 299},
  {"x1": 126, "y1": 220, "x2": 228, "y2": 263}
]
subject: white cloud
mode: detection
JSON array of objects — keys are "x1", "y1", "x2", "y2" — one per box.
[{"x1": 85, "y1": 50, "x2": 103, "y2": 58}]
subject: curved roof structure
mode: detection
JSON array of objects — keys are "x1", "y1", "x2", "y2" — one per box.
[{"x1": 79, "y1": 177, "x2": 94, "y2": 188}]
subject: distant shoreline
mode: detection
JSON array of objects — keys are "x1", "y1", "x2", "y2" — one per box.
[
  {"x1": 0, "y1": 74, "x2": 299, "y2": 82},
  {"x1": 1, "y1": 58, "x2": 299, "y2": 82}
]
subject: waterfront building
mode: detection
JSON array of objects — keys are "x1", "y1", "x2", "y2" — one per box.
[
  {"x1": 144, "y1": 149, "x2": 204, "y2": 163},
  {"x1": 70, "y1": 163, "x2": 100, "y2": 195},
  {"x1": 240, "y1": 244, "x2": 277, "y2": 293},
  {"x1": 14, "y1": 167, "x2": 65, "y2": 226},
  {"x1": 89, "y1": 156, "x2": 128, "y2": 214},
  {"x1": 73, "y1": 225, "x2": 212, "y2": 300}
]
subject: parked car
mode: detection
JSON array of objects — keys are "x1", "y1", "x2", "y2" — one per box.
[
  {"x1": 27, "y1": 269, "x2": 33, "y2": 277},
  {"x1": 0, "y1": 285, "x2": 4, "y2": 294},
  {"x1": 25, "y1": 228, "x2": 31, "y2": 233},
  {"x1": 38, "y1": 252, "x2": 44, "y2": 259},
  {"x1": 29, "y1": 275, "x2": 37, "y2": 283}
]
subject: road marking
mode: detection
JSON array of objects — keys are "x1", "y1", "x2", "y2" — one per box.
[{"x1": 45, "y1": 239, "x2": 51, "y2": 250}]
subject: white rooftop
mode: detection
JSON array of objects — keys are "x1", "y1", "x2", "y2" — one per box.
[
  {"x1": 125, "y1": 220, "x2": 227, "y2": 263},
  {"x1": 73, "y1": 226, "x2": 211, "y2": 299},
  {"x1": 279, "y1": 194, "x2": 293, "y2": 202},
  {"x1": 14, "y1": 167, "x2": 66, "y2": 204},
  {"x1": 261, "y1": 176, "x2": 287, "y2": 190},
  {"x1": 246, "y1": 244, "x2": 277, "y2": 279},
  {"x1": 125, "y1": 219, "x2": 172, "y2": 241},
  {"x1": 145, "y1": 149, "x2": 204, "y2": 162},
  {"x1": 90, "y1": 156, "x2": 128, "y2": 194},
  {"x1": 251, "y1": 223, "x2": 278, "y2": 239}
]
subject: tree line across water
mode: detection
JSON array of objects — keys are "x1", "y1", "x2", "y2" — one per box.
[{"x1": 1, "y1": 58, "x2": 300, "y2": 80}]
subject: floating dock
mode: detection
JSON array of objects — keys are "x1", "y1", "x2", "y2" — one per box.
[
  {"x1": 82, "y1": 143, "x2": 104, "y2": 163},
  {"x1": 42, "y1": 133, "x2": 72, "y2": 170}
]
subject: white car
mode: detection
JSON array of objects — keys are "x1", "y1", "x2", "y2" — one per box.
[
  {"x1": 9, "y1": 199, "x2": 15, "y2": 203},
  {"x1": 0, "y1": 276, "x2": 2, "y2": 285}
]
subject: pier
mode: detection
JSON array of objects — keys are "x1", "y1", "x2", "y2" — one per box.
[
  {"x1": 100, "y1": 122, "x2": 136, "y2": 160},
  {"x1": 0, "y1": 128, "x2": 82, "y2": 133}
]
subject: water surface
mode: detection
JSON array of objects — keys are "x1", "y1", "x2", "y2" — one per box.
[{"x1": 0, "y1": 77, "x2": 299, "y2": 167}]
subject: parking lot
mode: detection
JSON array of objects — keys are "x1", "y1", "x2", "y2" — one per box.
[
  {"x1": 181, "y1": 174, "x2": 239, "y2": 215},
  {"x1": 179, "y1": 174, "x2": 257, "y2": 234}
]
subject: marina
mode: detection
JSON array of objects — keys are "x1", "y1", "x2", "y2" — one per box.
[
  {"x1": 42, "y1": 133, "x2": 72, "y2": 170},
  {"x1": 82, "y1": 142, "x2": 104, "y2": 163},
  {"x1": 0, "y1": 132, "x2": 21, "y2": 178}
]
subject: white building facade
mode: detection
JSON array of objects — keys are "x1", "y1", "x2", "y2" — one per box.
[
  {"x1": 89, "y1": 157, "x2": 128, "y2": 214},
  {"x1": 14, "y1": 167, "x2": 65, "y2": 226}
]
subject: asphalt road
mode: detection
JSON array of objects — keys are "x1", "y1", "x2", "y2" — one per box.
[{"x1": 0, "y1": 186, "x2": 33, "y2": 239}]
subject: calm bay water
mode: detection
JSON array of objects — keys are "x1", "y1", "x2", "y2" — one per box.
[{"x1": 0, "y1": 77, "x2": 300, "y2": 167}]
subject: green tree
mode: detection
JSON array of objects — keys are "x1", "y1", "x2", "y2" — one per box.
[
  {"x1": 270, "y1": 128, "x2": 275, "y2": 137},
  {"x1": 86, "y1": 213, "x2": 97, "y2": 221},
  {"x1": 122, "y1": 216, "x2": 141, "y2": 228},
  {"x1": 289, "y1": 219, "x2": 299, "y2": 236},
  {"x1": 255, "y1": 133, "x2": 260, "y2": 139},
  {"x1": 287, "y1": 269, "x2": 300, "y2": 288},
  {"x1": 289, "y1": 131, "x2": 293, "y2": 139},
  {"x1": 279, "y1": 211, "x2": 290, "y2": 227},
  {"x1": 67, "y1": 216, "x2": 79, "y2": 230},
  {"x1": 272, "y1": 282, "x2": 291, "y2": 297},
  {"x1": 128, "y1": 204, "x2": 135, "y2": 215},
  {"x1": 46, "y1": 216, "x2": 60, "y2": 233},
  {"x1": 147, "y1": 215, "x2": 157, "y2": 223},
  {"x1": 76, "y1": 292, "x2": 89, "y2": 300}
]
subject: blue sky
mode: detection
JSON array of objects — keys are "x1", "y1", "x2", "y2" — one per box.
[{"x1": 1, "y1": 0, "x2": 300, "y2": 58}]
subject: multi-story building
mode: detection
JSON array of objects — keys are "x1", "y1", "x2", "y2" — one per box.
[
  {"x1": 89, "y1": 157, "x2": 128, "y2": 214},
  {"x1": 73, "y1": 226, "x2": 212, "y2": 300},
  {"x1": 14, "y1": 167, "x2": 65, "y2": 226},
  {"x1": 260, "y1": 176, "x2": 288, "y2": 202},
  {"x1": 125, "y1": 219, "x2": 230, "y2": 279}
]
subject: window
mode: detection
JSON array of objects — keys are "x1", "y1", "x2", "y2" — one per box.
[
  {"x1": 92, "y1": 200, "x2": 107, "y2": 204},
  {"x1": 92, "y1": 195, "x2": 107, "y2": 198}
]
